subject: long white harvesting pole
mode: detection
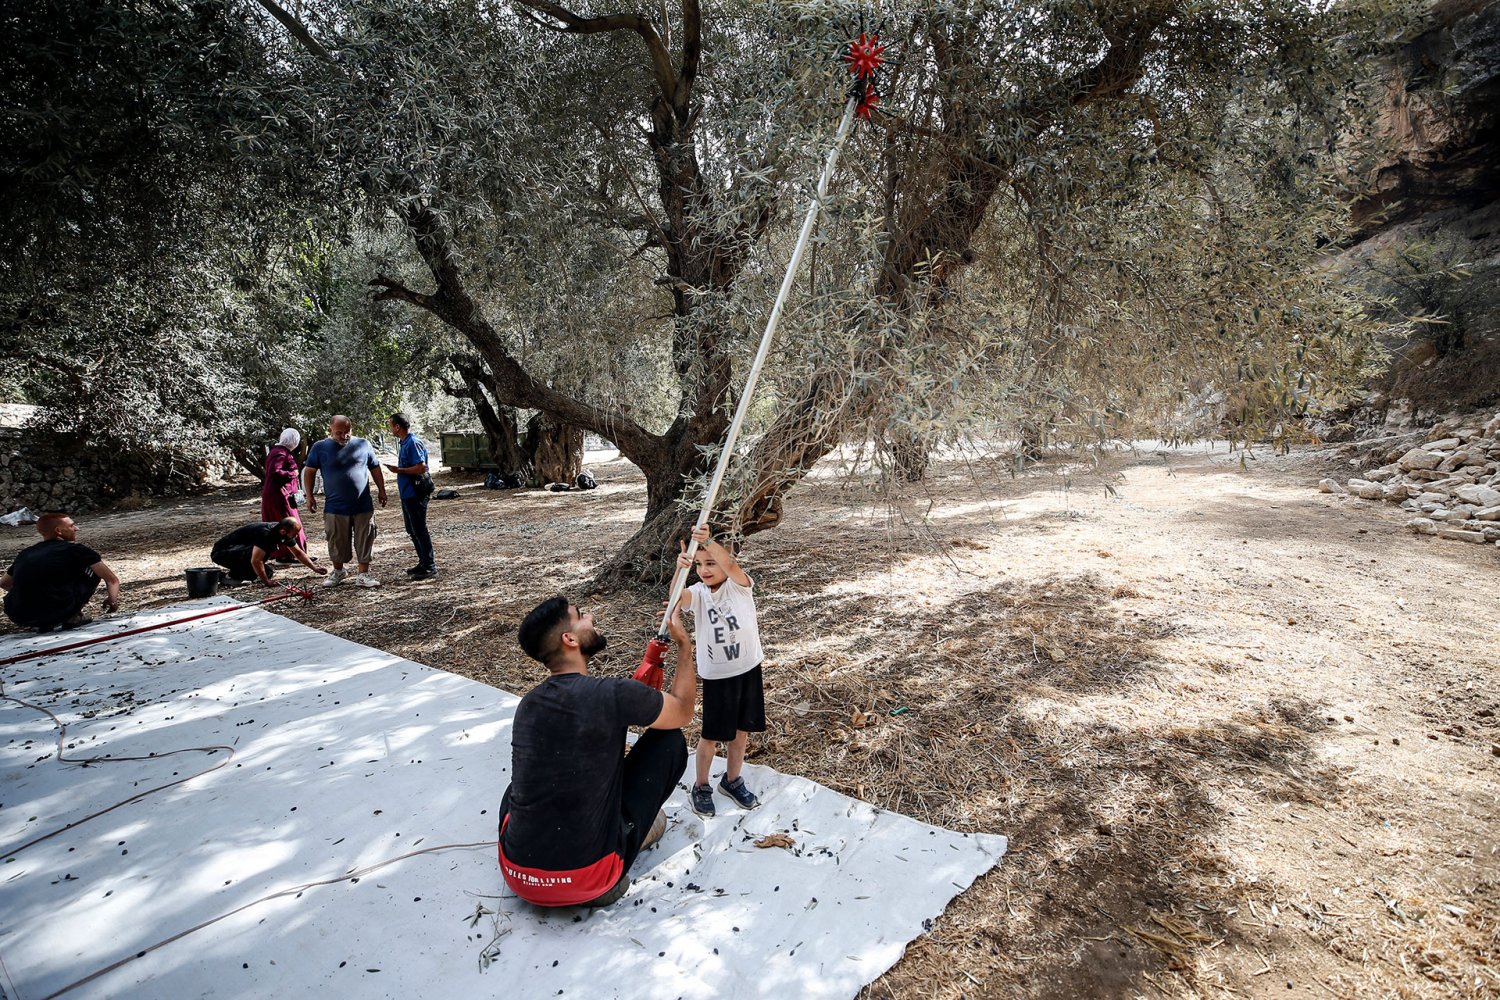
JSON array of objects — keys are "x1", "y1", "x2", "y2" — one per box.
[{"x1": 657, "y1": 96, "x2": 860, "y2": 632}]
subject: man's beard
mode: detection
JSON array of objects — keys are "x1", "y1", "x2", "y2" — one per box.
[{"x1": 578, "y1": 628, "x2": 608, "y2": 658}]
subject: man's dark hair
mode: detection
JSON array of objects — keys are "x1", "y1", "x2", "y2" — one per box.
[
  {"x1": 389, "y1": 412, "x2": 411, "y2": 430},
  {"x1": 278, "y1": 517, "x2": 300, "y2": 535},
  {"x1": 518, "y1": 596, "x2": 570, "y2": 664}
]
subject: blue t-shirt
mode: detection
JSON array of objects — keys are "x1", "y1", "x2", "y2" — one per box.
[
  {"x1": 305, "y1": 436, "x2": 379, "y2": 515},
  {"x1": 396, "y1": 434, "x2": 429, "y2": 500}
]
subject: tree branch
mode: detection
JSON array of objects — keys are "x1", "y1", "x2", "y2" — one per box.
[
  {"x1": 368, "y1": 275, "x2": 439, "y2": 312},
  {"x1": 676, "y1": 0, "x2": 700, "y2": 113},
  {"x1": 389, "y1": 202, "x2": 666, "y2": 466},
  {"x1": 252, "y1": 0, "x2": 336, "y2": 64},
  {"x1": 513, "y1": 1, "x2": 678, "y2": 104},
  {"x1": 1066, "y1": 6, "x2": 1174, "y2": 106}
]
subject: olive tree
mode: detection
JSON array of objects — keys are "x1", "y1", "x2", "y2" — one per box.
[
  {"x1": 244, "y1": 0, "x2": 1402, "y2": 582},
  {"x1": 0, "y1": 0, "x2": 429, "y2": 468},
  {"x1": 730, "y1": 0, "x2": 1401, "y2": 533},
  {"x1": 147, "y1": 0, "x2": 1402, "y2": 585}
]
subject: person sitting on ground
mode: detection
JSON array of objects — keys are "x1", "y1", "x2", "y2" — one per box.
[
  {"x1": 1, "y1": 513, "x2": 122, "y2": 632},
  {"x1": 210, "y1": 518, "x2": 326, "y2": 587},
  {"x1": 499, "y1": 597, "x2": 696, "y2": 908},
  {"x1": 674, "y1": 524, "x2": 767, "y2": 816}
]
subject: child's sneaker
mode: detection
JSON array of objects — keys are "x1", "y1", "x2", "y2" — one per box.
[
  {"x1": 322, "y1": 568, "x2": 346, "y2": 588},
  {"x1": 718, "y1": 776, "x2": 760, "y2": 810},
  {"x1": 353, "y1": 572, "x2": 381, "y2": 589},
  {"x1": 690, "y1": 783, "x2": 715, "y2": 816}
]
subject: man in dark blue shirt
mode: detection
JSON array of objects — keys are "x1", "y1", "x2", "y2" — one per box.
[
  {"x1": 384, "y1": 412, "x2": 438, "y2": 581},
  {"x1": 302, "y1": 415, "x2": 386, "y2": 589}
]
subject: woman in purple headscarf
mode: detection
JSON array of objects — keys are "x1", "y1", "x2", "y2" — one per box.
[{"x1": 261, "y1": 427, "x2": 308, "y2": 560}]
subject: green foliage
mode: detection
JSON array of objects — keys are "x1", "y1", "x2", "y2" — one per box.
[
  {"x1": 0, "y1": 0, "x2": 429, "y2": 459},
  {"x1": 1350, "y1": 228, "x2": 1500, "y2": 412},
  {"x1": 1, "y1": 0, "x2": 1422, "y2": 523},
  {"x1": 226, "y1": 225, "x2": 440, "y2": 446},
  {"x1": 726, "y1": 0, "x2": 1411, "y2": 471}
]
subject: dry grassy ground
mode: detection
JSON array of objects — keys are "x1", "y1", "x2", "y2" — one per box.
[{"x1": 12, "y1": 444, "x2": 1498, "y2": 999}]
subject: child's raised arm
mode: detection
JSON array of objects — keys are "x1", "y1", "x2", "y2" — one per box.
[
  {"x1": 690, "y1": 525, "x2": 750, "y2": 588},
  {"x1": 675, "y1": 541, "x2": 697, "y2": 610}
]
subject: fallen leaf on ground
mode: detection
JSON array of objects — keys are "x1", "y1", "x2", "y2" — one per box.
[{"x1": 755, "y1": 833, "x2": 795, "y2": 850}]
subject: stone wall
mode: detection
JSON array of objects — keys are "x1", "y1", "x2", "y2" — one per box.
[
  {"x1": 1320, "y1": 411, "x2": 1500, "y2": 548},
  {"x1": 0, "y1": 426, "x2": 232, "y2": 515}
]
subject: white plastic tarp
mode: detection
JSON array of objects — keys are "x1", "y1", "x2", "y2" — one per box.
[{"x1": 0, "y1": 599, "x2": 1005, "y2": 999}]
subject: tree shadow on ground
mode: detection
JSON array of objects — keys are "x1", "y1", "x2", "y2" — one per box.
[
  {"x1": 748, "y1": 573, "x2": 1346, "y2": 999},
  {"x1": 1187, "y1": 493, "x2": 1416, "y2": 545},
  {"x1": 860, "y1": 698, "x2": 1344, "y2": 1000}
]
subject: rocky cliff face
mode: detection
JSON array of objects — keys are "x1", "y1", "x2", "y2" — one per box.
[
  {"x1": 1340, "y1": 1, "x2": 1500, "y2": 421},
  {"x1": 1353, "y1": 1, "x2": 1499, "y2": 233}
]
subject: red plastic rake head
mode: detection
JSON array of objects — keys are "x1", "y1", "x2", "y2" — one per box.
[
  {"x1": 843, "y1": 31, "x2": 887, "y2": 120},
  {"x1": 281, "y1": 584, "x2": 317, "y2": 604},
  {"x1": 843, "y1": 32, "x2": 886, "y2": 80}
]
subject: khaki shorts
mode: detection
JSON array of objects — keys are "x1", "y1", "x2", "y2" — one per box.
[{"x1": 324, "y1": 511, "x2": 377, "y2": 565}]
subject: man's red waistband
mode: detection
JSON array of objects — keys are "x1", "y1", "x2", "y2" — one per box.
[{"x1": 499, "y1": 815, "x2": 623, "y2": 907}]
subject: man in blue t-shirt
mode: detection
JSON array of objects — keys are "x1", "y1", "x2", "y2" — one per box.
[
  {"x1": 383, "y1": 412, "x2": 438, "y2": 580},
  {"x1": 302, "y1": 414, "x2": 386, "y2": 589}
]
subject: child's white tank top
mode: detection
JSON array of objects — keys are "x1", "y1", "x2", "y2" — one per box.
[{"x1": 688, "y1": 576, "x2": 763, "y2": 680}]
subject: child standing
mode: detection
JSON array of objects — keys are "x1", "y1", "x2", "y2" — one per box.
[{"x1": 675, "y1": 524, "x2": 765, "y2": 815}]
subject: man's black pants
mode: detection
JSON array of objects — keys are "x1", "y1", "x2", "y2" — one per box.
[
  {"x1": 2, "y1": 575, "x2": 98, "y2": 631},
  {"x1": 211, "y1": 543, "x2": 260, "y2": 581},
  {"x1": 499, "y1": 727, "x2": 687, "y2": 897},
  {"x1": 616, "y1": 728, "x2": 688, "y2": 873},
  {"x1": 400, "y1": 496, "x2": 435, "y2": 570}
]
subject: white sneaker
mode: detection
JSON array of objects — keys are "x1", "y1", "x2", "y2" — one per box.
[
  {"x1": 323, "y1": 568, "x2": 346, "y2": 588},
  {"x1": 353, "y1": 572, "x2": 381, "y2": 589}
]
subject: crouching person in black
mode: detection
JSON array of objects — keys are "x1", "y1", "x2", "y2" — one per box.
[
  {"x1": 2, "y1": 513, "x2": 121, "y2": 632},
  {"x1": 211, "y1": 518, "x2": 325, "y2": 586},
  {"x1": 499, "y1": 596, "x2": 696, "y2": 908}
]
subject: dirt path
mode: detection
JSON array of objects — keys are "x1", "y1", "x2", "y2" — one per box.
[{"x1": 9, "y1": 445, "x2": 1497, "y2": 998}]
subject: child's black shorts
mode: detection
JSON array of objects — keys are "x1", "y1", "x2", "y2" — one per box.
[{"x1": 700, "y1": 664, "x2": 766, "y2": 742}]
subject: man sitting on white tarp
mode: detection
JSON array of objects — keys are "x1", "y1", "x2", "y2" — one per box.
[{"x1": 499, "y1": 597, "x2": 696, "y2": 907}]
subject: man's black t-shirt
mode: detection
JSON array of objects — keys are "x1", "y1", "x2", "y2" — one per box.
[
  {"x1": 502, "y1": 673, "x2": 663, "y2": 872},
  {"x1": 4, "y1": 539, "x2": 102, "y2": 623},
  {"x1": 215, "y1": 522, "x2": 283, "y2": 554}
]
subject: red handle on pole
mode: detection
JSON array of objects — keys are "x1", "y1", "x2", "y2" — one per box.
[{"x1": 632, "y1": 637, "x2": 669, "y2": 690}]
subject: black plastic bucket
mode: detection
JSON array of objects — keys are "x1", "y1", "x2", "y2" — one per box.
[{"x1": 185, "y1": 567, "x2": 221, "y2": 599}]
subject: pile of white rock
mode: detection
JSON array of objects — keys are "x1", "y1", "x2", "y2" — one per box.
[{"x1": 1319, "y1": 412, "x2": 1500, "y2": 548}]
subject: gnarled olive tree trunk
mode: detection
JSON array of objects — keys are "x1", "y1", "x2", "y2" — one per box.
[
  {"x1": 524, "y1": 413, "x2": 584, "y2": 485},
  {"x1": 374, "y1": 3, "x2": 776, "y2": 589}
]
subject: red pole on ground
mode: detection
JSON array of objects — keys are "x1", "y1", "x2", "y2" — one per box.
[{"x1": 0, "y1": 587, "x2": 315, "y2": 668}]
